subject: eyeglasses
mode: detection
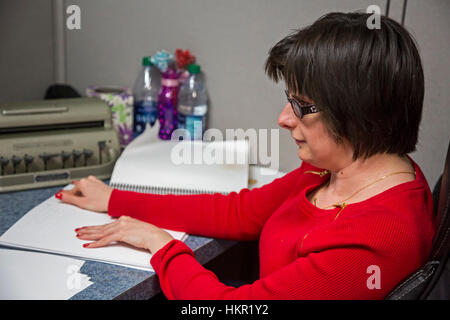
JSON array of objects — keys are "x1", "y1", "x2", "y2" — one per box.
[{"x1": 284, "y1": 90, "x2": 320, "y2": 119}]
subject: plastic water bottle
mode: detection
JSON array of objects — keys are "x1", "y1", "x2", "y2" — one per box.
[
  {"x1": 132, "y1": 56, "x2": 161, "y2": 138},
  {"x1": 177, "y1": 64, "x2": 208, "y2": 140},
  {"x1": 158, "y1": 68, "x2": 180, "y2": 140}
]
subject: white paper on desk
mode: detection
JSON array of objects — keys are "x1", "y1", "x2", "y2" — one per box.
[
  {"x1": 0, "y1": 188, "x2": 186, "y2": 272},
  {"x1": 0, "y1": 248, "x2": 92, "y2": 300},
  {"x1": 110, "y1": 122, "x2": 249, "y2": 194}
]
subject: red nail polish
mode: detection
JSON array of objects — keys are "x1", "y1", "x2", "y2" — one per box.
[
  {"x1": 83, "y1": 243, "x2": 90, "y2": 248},
  {"x1": 55, "y1": 193, "x2": 62, "y2": 199},
  {"x1": 75, "y1": 228, "x2": 81, "y2": 232}
]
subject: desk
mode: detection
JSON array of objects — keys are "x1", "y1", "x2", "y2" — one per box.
[{"x1": 0, "y1": 166, "x2": 284, "y2": 299}]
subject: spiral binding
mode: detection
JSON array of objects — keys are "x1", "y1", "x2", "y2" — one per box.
[{"x1": 110, "y1": 182, "x2": 228, "y2": 195}]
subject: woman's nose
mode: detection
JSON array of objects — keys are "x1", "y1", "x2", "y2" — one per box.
[{"x1": 278, "y1": 103, "x2": 298, "y2": 130}]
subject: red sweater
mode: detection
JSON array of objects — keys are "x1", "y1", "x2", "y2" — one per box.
[{"x1": 108, "y1": 160, "x2": 435, "y2": 299}]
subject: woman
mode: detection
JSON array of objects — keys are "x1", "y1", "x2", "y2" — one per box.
[{"x1": 56, "y1": 12, "x2": 435, "y2": 299}]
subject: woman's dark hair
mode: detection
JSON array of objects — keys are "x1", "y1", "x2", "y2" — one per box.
[{"x1": 265, "y1": 12, "x2": 424, "y2": 160}]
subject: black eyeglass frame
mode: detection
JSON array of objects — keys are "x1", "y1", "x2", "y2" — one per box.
[{"x1": 284, "y1": 90, "x2": 320, "y2": 119}]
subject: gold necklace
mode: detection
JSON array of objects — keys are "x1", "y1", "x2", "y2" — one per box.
[{"x1": 312, "y1": 171, "x2": 415, "y2": 210}]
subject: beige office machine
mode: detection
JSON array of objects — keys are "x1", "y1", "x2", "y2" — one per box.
[{"x1": 0, "y1": 98, "x2": 121, "y2": 192}]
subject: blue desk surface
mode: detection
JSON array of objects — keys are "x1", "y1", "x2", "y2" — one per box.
[{"x1": 0, "y1": 184, "x2": 237, "y2": 300}]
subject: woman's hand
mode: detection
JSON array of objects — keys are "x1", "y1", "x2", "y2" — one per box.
[
  {"x1": 76, "y1": 216, "x2": 175, "y2": 254},
  {"x1": 56, "y1": 175, "x2": 113, "y2": 212}
]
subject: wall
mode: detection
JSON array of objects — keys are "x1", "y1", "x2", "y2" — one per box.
[
  {"x1": 403, "y1": 0, "x2": 450, "y2": 189},
  {"x1": 62, "y1": 0, "x2": 385, "y2": 172},
  {"x1": 0, "y1": 0, "x2": 54, "y2": 102},
  {"x1": 2, "y1": 0, "x2": 449, "y2": 188}
]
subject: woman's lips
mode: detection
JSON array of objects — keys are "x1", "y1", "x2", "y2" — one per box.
[{"x1": 295, "y1": 139, "x2": 306, "y2": 145}]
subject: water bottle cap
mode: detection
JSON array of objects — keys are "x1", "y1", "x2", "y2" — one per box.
[
  {"x1": 187, "y1": 64, "x2": 201, "y2": 74},
  {"x1": 142, "y1": 56, "x2": 153, "y2": 66}
]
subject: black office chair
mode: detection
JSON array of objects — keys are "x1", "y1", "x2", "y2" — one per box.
[{"x1": 386, "y1": 141, "x2": 450, "y2": 300}]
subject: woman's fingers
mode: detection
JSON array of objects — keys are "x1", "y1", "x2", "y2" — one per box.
[
  {"x1": 77, "y1": 222, "x2": 121, "y2": 248},
  {"x1": 84, "y1": 233, "x2": 120, "y2": 248},
  {"x1": 56, "y1": 177, "x2": 112, "y2": 212},
  {"x1": 76, "y1": 221, "x2": 117, "y2": 236},
  {"x1": 77, "y1": 231, "x2": 104, "y2": 241},
  {"x1": 57, "y1": 185, "x2": 81, "y2": 198},
  {"x1": 59, "y1": 186, "x2": 88, "y2": 208},
  {"x1": 74, "y1": 216, "x2": 173, "y2": 253},
  {"x1": 66, "y1": 184, "x2": 83, "y2": 195},
  {"x1": 77, "y1": 227, "x2": 115, "y2": 241}
]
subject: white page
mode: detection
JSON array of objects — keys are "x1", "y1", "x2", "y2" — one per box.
[
  {"x1": 111, "y1": 124, "x2": 249, "y2": 193},
  {"x1": 0, "y1": 189, "x2": 185, "y2": 271},
  {"x1": 0, "y1": 248, "x2": 92, "y2": 300}
]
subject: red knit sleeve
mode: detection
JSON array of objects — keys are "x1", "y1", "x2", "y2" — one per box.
[
  {"x1": 149, "y1": 209, "x2": 433, "y2": 300},
  {"x1": 107, "y1": 165, "x2": 304, "y2": 240},
  {"x1": 150, "y1": 239, "x2": 383, "y2": 299}
]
